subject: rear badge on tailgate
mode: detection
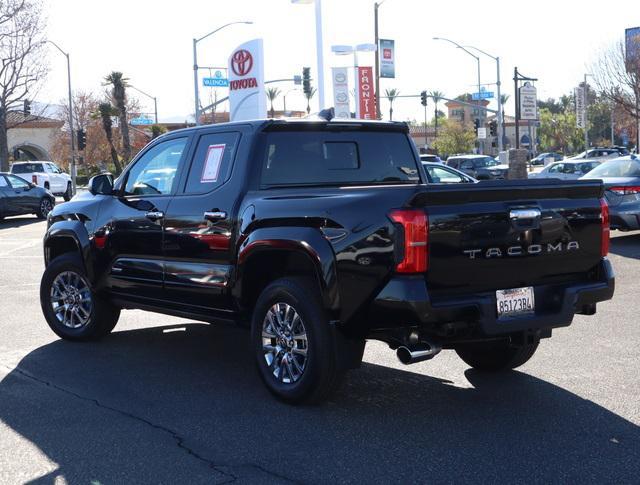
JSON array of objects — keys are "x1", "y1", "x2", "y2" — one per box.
[{"x1": 463, "y1": 241, "x2": 579, "y2": 259}]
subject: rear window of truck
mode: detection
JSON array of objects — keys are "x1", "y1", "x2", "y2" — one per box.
[
  {"x1": 11, "y1": 163, "x2": 43, "y2": 173},
  {"x1": 261, "y1": 131, "x2": 419, "y2": 187}
]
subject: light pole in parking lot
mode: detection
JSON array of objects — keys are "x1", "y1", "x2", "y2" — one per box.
[
  {"x1": 47, "y1": 40, "x2": 75, "y2": 194},
  {"x1": 193, "y1": 21, "x2": 253, "y2": 126},
  {"x1": 433, "y1": 37, "x2": 483, "y2": 153}
]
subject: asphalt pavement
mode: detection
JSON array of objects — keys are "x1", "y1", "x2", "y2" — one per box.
[{"x1": 0, "y1": 211, "x2": 638, "y2": 484}]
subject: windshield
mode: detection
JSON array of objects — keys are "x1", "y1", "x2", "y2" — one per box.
[{"x1": 586, "y1": 159, "x2": 640, "y2": 178}]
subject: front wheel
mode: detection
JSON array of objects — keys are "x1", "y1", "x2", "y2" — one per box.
[
  {"x1": 63, "y1": 182, "x2": 72, "y2": 201},
  {"x1": 455, "y1": 338, "x2": 539, "y2": 372},
  {"x1": 251, "y1": 277, "x2": 343, "y2": 404},
  {"x1": 36, "y1": 197, "x2": 53, "y2": 219},
  {"x1": 40, "y1": 253, "x2": 120, "y2": 341}
]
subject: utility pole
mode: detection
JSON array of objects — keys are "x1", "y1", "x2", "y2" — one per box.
[{"x1": 584, "y1": 73, "x2": 589, "y2": 151}]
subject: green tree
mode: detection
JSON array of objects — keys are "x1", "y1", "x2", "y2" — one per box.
[
  {"x1": 538, "y1": 108, "x2": 583, "y2": 154},
  {"x1": 96, "y1": 102, "x2": 122, "y2": 174},
  {"x1": 266, "y1": 87, "x2": 281, "y2": 118},
  {"x1": 151, "y1": 124, "x2": 167, "y2": 140},
  {"x1": 104, "y1": 72, "x2": 131, "y2": 162},
  {"x1": 429, "y1": 90, "x2": 445, "y2": 137},
  {"x1": 433, "y1": 119, "x2": 476, "y2": 156},
  {"x1": 385, "y1": 88, "x2": 400, "y2": 120}
]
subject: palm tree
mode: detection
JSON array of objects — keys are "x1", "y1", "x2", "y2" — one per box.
[
  {"x1": 429, "y1": 90, "x2": 445, "y2": 137},
  {"x1": 266, "y1": 87, "x2": 281, "y2": 118},
  {"x1": 97, "y1": 102, "x2": 122, "y2": 175},
  {"x1": 305, "y1": 87, "x2": 317, "y2": 115},
  {"x1": 385, "y1": 88, "x2": 400, "y2": 121},
  {"x1": 104, "y1": 72, "x2": 131, "y2": 163}
]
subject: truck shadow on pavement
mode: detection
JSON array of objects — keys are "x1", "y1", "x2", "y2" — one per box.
[
  {"x1": 1, "y1": 323, "x2": 638, "y2": 484},
  {"x1": 0, "y1": 216, "x2": 44, "y2": 230},
  {"x1": 609, "y1": 232, "x2": 640, "y2": 259}
]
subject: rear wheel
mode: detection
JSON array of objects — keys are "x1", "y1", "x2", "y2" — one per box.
[
  {"x1": 63, "y1": 182, "x2": 72, "y2": 201},
  {"x1": 455, "y1": 338, "x2": 539, "y2": 371},
  {"x1": 40, "y1": 253, "x2": 120, "y2": 341},
  {"x1": 36, "y1": 197, "x2": 53, "y2": 219},
  {"x1": 251, "y1": 277, "x2": 343, "y2": 404}
]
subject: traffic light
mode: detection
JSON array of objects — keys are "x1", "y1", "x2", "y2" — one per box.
[
  {"x1": 420, "y1": 91, "x2": 427, "y2": 107},
  {"x1": 23, "y1": 100, "x2": 31, "y2": 116},
  {"x1": 489, "y1": 120, "x2": 497, "y2": 136},
  {"x1": 302, "y1": 67, "x2": 312, "y2": 97},
  {"x1": 474, "y1": 118, "x2": 480, "y2": 130},
  {"x1": 76, "y1": 129, "x2": 86, "y2": 151}
]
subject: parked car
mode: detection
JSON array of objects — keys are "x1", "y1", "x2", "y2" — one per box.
[
  {"x1": 530, "y1": 152, "x2": 564, "y2": 166},
  {"x1": 419, "y1": 154, "x2": 443, "y2": 164},
  {"x1": 40, "y1": 119, "x2": 614, "y2": 404},
  {"x1": 0, "y1": 172, "x2": 55, "y2": 221},
  {"x1": 446, "y1": 154, "x2": 508, "y2": 180},
  {"x1": 581, "y1": 155, "x2": 640, "y2": 231},
  {"x1": 10, "y1": 161, "x2": 72, "y2": 201},
  {"x1": 422, "y1": 162, "x2": 477, "y2": 184},
  {"x1": 530, "y1": 160, "x2": 601, "y2": 180},
  {"x1": 566, "y1": 148, "x2": 622, "y2": 161}
]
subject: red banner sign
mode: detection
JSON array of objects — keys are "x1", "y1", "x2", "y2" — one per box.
[{"x1": 357, "y1": 66, "x2": 376, "y2": 120}]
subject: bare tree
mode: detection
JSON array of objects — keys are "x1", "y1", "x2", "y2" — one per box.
[
  {"x1": 591, "y1": 40, "x2": 640, "y2": 149},
  {"x1": 0, "y1": 0, "x2": 48, "y2": 171}
]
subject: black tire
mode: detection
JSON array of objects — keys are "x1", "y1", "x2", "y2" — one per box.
[
  {"x1": 63, "y1": 182, "x2": 72, "y2": 201},
  {"x1": 40, "y1": 253, "x2": 120, "y2": 341},
  {"x1": 251, "y1": 277, "x2": 343, "y2": 404},
  {"x1": 36, "y1": 197, "x2": 53, "y2": 219},
  {"x1": 455, "y1": 338, "x2": 539, "y2": 372}
]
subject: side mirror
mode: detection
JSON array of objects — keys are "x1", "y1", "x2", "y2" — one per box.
[{"x1": 89, "y1": 173, "x2": 114, "y2": 195}]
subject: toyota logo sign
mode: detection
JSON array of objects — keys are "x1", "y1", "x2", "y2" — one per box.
[{"x1": 231, "y1": 49, "x2": 253, "y2": 76}]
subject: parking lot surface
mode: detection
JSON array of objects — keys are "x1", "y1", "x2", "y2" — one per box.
[{"x1": 0, "y1": 213, "x2": 638, "y2": 484}]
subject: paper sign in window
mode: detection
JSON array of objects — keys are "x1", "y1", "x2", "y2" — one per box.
[{"x1": 201, "y1": 144, "x2": 226, "y2": 183}]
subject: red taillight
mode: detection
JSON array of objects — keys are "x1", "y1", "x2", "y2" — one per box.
[
  {"x1": 608, "y1": 186, "x2": 640, "y2": 195},
  {"x1": 32, "y1": 175, "x2": 37, "y2": 184},
  {"x1": 600, "y1": 198, "x2": 610, "y2": 257},
  {"x1": 389, "y1": 209, "x2": 428, "y2": 273}
]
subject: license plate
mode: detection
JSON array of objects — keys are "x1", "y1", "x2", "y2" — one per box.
[{"x1": 496, "y1": 286, "x2": 535, "y2": 318}]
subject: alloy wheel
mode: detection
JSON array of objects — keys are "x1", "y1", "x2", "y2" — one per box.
[
  {"x1": 40, "y1": 199, "x2": 53, "y2": 217},
  {"x1": 262, "y1": 302, "x2": 308, "y2": 384},
  {"x1": 50, "y1": 271, "x2": 93, "y2": 329}
]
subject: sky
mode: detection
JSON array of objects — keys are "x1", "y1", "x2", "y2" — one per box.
[{"x1": 39, "y1": 0, "x2": 639, "y2": 123}]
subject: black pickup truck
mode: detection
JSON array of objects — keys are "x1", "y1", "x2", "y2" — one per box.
[{"x1": 40, "y1": 120, "x2": 614, "y2": 403}]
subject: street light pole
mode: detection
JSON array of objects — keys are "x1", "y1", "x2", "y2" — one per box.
[
  {"x1": 129, "y1": 85, "x2": 158, "y2": 124},
  {"x1": 193, "y1": 21, "x2": 253, "y2": 126},
  {"x1": 48, "y1": 40, "x2": 75, "y2": 194},
  {"x1": 584, "y1": 73, "x2": 589, "y2": 151}
]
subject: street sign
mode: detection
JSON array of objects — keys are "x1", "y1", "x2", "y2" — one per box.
[
  {"x1": 519, "y1": 82, "x2": 537, "y2": 120},
  {"x1": 472, "y1": 87, "x2": 494, "y2": 100},
  {"x1": 203, "y1": 69, "x2": 229, "y2": 87},
  {"x1": 575, "y1": 86, "x2": 586, "y2": 129},
  {"x1": 293, "y1": 75, "x2": 302, "y2": 85},
  {"x1": 130, "y1": 116, "x2": 154, "y2": 125},
  {"x1": 477, "y1": 127, "x2": 487, "y2": 139},
  {"x1": 379, "y1": 39, "x2": 395, "y2": 78}
]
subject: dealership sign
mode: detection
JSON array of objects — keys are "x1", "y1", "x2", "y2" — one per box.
[
  {"x1": 379, "y1": 39, "x2": 395, "y2": 78},
  {"x1": 332, "y1": 67, "x2": 350, "y2": 119},
  {"x1": 519, "y1": 82, "x2": 538, "y2": 120},
  {"x1": 228, "y1": 38, "x2": 266, "y2": 121},
  {"x1": 356, "y1": 66, "x2": 376, "y2": 120}
]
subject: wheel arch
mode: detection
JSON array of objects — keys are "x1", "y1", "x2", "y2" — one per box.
[
  {"x1": 234, "y1": 226, "x2": 339, "y2": 318},
  {"x1": 44, "y1": 220, "x2": 94, "y2": 282}
]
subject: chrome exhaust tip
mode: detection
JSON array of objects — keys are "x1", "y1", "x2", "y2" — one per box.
[{"x1": 396, "y1": 342, "x2": 442, "y2": 365}]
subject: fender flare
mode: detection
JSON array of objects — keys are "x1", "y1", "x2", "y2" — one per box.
[
  {"x1": 234, "y1": 226, "x2": 339, "y2": 311},
  {"x1": 44, "y1": 220, "x2": 94, "y2": 282}
]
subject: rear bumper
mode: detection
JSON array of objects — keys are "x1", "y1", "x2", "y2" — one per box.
[
  {"x1": 609, "y1": 208, "x2": 640, "y2": 231},
  {"x1": 369, "y1": 258, "x2": 615, "y2": 336}
]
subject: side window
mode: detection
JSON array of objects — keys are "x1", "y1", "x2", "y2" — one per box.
[
  {"x1": 460, "y1": 161, "x2": 473, "y2": 170},
  {"x1": 123, "y1": 138, "x2": 187, "y2": 196},
  {"x1": 183, "y1": 131, "x2": 240, "y2": 194},
  {"x1": 548, "y1": 163, "x2": 562, "y2": 173},
  {"x1": 428, "y1": 166, "x2": 466, "y2": 183},
  {"x1": 562, "y1": 164, "x2": 575, "y2": 174},
  {"x1": 0, "y1": 176, "x2": 7, "y2": 187},
  {"x1": 6, "y1": 175, "x2": 29, "y2": 189}
]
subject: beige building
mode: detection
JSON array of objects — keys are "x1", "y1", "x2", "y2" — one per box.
[{"x1": 7, "y1": 111, "x2": 64, "y2": 161}]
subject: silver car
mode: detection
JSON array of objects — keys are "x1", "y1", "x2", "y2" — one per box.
[{"x1": 530, "y1": 160, "x2": 601, "y2": 180}]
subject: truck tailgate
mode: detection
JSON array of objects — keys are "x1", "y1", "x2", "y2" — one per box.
[{"x1": 410, "y1": 179, "x2": 605, "y2": 298}]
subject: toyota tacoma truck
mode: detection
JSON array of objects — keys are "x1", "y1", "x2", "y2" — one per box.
[{"x1": 40, "y1": 119, "x2": 614, "y2": 403}]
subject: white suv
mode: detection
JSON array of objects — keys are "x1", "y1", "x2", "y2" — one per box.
[{"x1": 10, "y1": 161, "x2": 72, "y2": 201}]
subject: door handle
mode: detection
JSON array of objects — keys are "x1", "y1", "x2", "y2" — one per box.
[
  {"x1": 204, "y1": 211, "x2": 227, "y2": 221},
  {"x1": 145, "y1": 211, "x2": 164, "y2": 221}
]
